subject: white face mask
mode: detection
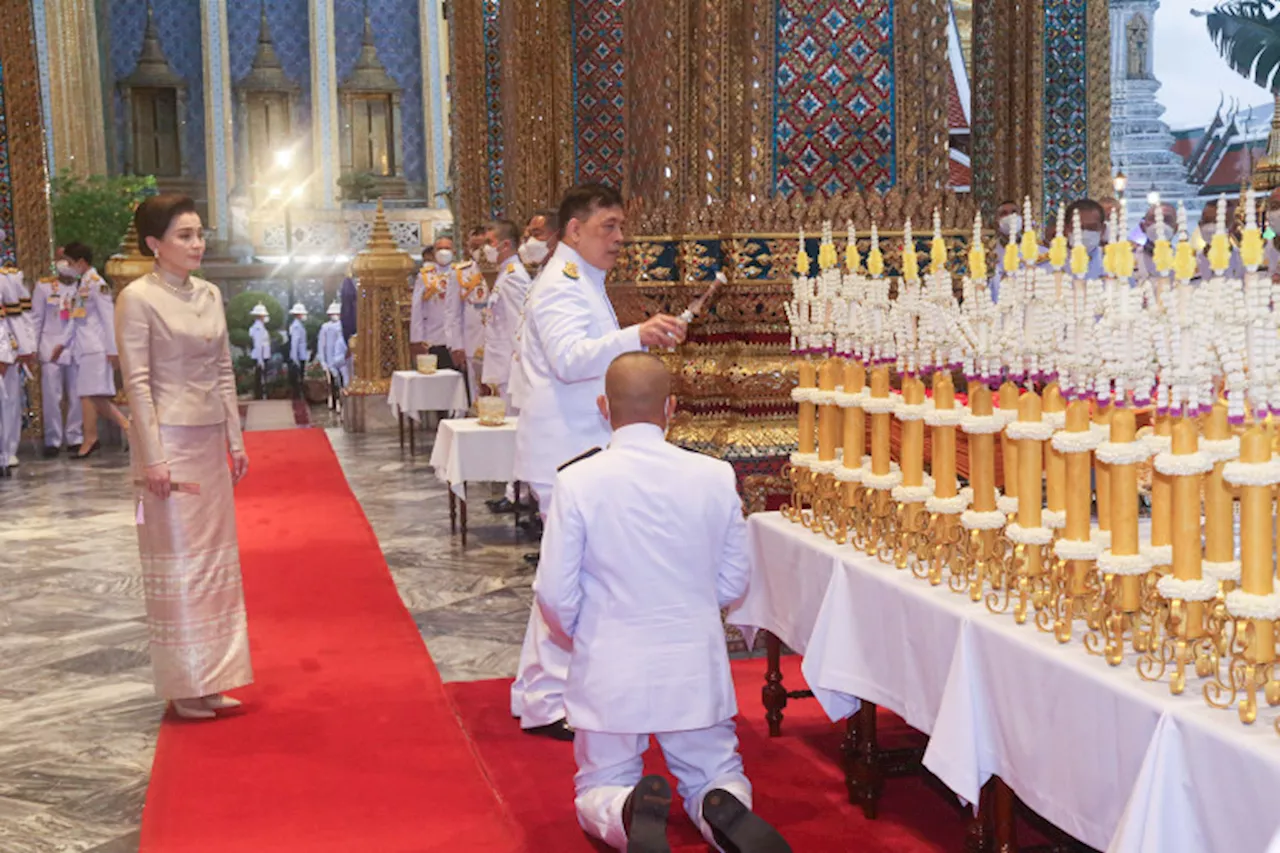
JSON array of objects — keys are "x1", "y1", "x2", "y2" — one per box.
[
  {"x1": 1267, "y1": 211, "x2": 1280, "y2": 233},
  {"x1": 55, "y1": 260, "x2": 76, "y2": 279},
  {"x1": 1143, "y1": 223, "x2": 1167, "y2": 244},
  {"x1": 519, "y1": 238, "x2": 549, "y2": 266},
  {"x1": 1199, "y1": 224, "x2": 1216, "y2": 242},
  {"x1": 483, "y1": 244, "x2": 499, "y2": 265},
  {"x1": 1080, "y1": 230, "x2": 1102, "y2": 252},
  {"x1": 998, "y1": 214, "x2": 1022, "y2": 237},
  {"x1": 434, "y1": 249, "x2": 455, "y2": 266},
  {"x1": 471, "y1": 248, "x2": 485, "y2": 264}
]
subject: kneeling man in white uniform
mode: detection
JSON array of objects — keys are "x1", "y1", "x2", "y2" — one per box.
[{"x1": 534, "y1": 352, "x2": 790, "y2": 853}]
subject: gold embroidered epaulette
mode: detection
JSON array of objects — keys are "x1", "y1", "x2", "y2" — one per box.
[
  {"x1": 557, "y1": 446, "x2": 602, "y2": 472},
  {"x1": 460, "y1": 266, "x2": 485, "y2": 295},
  {"x1": 563, "y1": 262, "x2": 579, "y2": 280}
]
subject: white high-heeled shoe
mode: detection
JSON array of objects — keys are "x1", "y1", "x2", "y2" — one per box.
[
  {"x1": 202, "y1": 694, "x2": 242, "y2": 711},
  {"x1": 172, "y1": 699, "x2": 216, "y2": 720}
]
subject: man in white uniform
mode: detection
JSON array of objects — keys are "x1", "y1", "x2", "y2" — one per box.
[
  {"x1": 31, "y1": 265, "x2": 84, "y2": 457},
  {"x1": 248, "y1": 303, "x2": 272, "y2": 399},
  {"x1": 0, "y1": 275, "x2": 20, "y2": 476},
  {"x1": 510, "y1": 183, "x2": 688, "y2": 739},
  {"x1": 508, "y1": 211, "x2": 560, "y2": 418},
  {"x1": 0, "y1": 266, "x2": 36, "y2": 467},
  {"x1": 480, "y1": 218, "x2": 531, "y2": 513},
  {"x1": 410, "y1": 238, "x2": 464, "y2": 373},
  {"x1": 317, "y1": 302, "x2": 348, "y2": 410},
  {"x1": 536, "y1": 352, "x2": 789, "y2": 853},
  {"x1": 449, "y1": 228, "x2": 491, "y2": 404}
]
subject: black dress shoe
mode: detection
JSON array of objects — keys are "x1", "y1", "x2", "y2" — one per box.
[
  {"x1": 42, "y1": 446, "x2": 60, "y2": 459},
  {"x1": 486, "y1": 496, "x2": 517, "y2": 514},
  {"x1": 522, "y1": 552, "x2": 540, "y2": 567},
  {"x1": 623, "y1": 775, "x2": 672, "y2": 853},
  {"x1": 71, "y1": 440, "x2": 100, "y2": 460},
  {"x1": 702, "y1": 789, "x2": 791, "y2": 853},
  {"x1": 522, "y1": 719, "x2": 575, "y2": 742},
  {"x1": 67, "y1": 443, "x2": 82, "y2": 454}
]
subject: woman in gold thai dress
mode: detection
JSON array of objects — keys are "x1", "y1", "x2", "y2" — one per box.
[{"x1": 116, "y1": 194, "x2": 254, "y2": 720}]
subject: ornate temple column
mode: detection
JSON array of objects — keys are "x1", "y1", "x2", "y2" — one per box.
[
  {"x1": 449, "y1": 0, "x2": 486, "y2": 228},
  {"x1": 0, "y1": 4, "x2": 53, "y2": 278},
  {"x1": 201, "y1": 0, "x2": 234, "y2": 241},
  {"x1": 419, "y1": 0, "x2": 450, "y2": 207},
  {"x1": 36, "y1": 0, "x2": 108, "y2": 177},
  {"x1": 309, "y1": 0, "x2": 341, "y2": 209},
  {"x1": 894, "y1": 0, "x2": 951, "y2": 193}
]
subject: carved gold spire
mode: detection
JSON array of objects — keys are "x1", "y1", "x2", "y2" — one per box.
[
  {"x1": 347, "y1": 199, "x2": 417, "y2": 408},
  {"x1": 1252, "y1": 91, "x2": 1280, "y2": 193}
]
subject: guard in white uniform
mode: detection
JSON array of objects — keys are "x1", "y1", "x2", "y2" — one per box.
[
  {"x1": 410, "y1": 239, "x2": 464, "y2": 373},
  {"x1": 317, "y1": 302, "x2": 348, "y2": 410},
  {"x1": 508, "y1": 211, "x2": 560, "y2": 415},
  {"x1": 249, "y1": 303, "x2": 272, "y2": 399},
  {"x1": 288, "y1": 303, "x2": 309, "y2": 399},
  {"x1": 535, "y1": 352, "x2": 788, "y2": 853},
  {"x1": 450, "y1": 253, "x2": 488, "y2": 405},
  {"x1": 0, "y1": 284, "x2": 18, "y2": 476},
  {"x1": 31, "y1": 269, "x2": 84, "y2": 456},
  {"x1": 480, "y1": 223, "x2": 531, "y2": 408},
  {"x1": 510, "y1": 184, "x2": 688, "y2": 736},
  {"x1": 0, "y1": 267, "x2": 35, "y2": 465}
]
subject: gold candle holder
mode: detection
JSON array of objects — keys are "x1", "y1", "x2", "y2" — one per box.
[
  {"x1": 895, "y1": 375, "x2": 932, "y2": 572},
  {"x1": 861, "y1": 365, "x2": 901, "y2": 561},
  {"x1": 1139, "y1": 417, "x2": 1221, "y2": 693},
  {"x1": 782, "y1": 358, "x2": 820, "y2": 526},
  {"x1": 1200, "y1": 402, "x2": 1241, "y2": 593},
  {"x1": 811, "y1": 357, "x2": 843, "y2": 538},
  {"x1": 1090, "y1": 408, "x2": 1159, "y2": 665},
  {"x1": 998, "y1": 381, "x2": 1020, "y2": 515},
  {"x1": 835, "y1": 360, "x2": 869, "y2": 548},
  {"x1": 1049, "y1": 398, "x2": 1106, "y2": 643},
  {"x1": 1093, "y1": 403, "x2": 1114, "y2": 548},
  {"x1": 923, "y1": 373, "x2": 967, "y2": 586},
  {"x1": 1145, "y1": 414, "x2": 1174, "y2": 572},
  {"x1": 1207, "y1": 425, "x2": 1280, "y2": 724},
  {"x1": 957, "y1": 384, "x2": 1008, "y2": 601},
  {"x1": 991, "y1": 391, "x2": 1055, "y2": 623}
]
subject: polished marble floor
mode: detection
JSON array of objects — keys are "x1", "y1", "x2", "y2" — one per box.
[{"x1": 0, "y1": 408, "x2": 535, "y2": 851}]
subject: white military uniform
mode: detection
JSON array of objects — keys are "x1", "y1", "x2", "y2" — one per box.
[
  {"x1": 30, "y1": 275, "x2": 84, "y2": 449},
  {"x1": 318, "y1": 312, "x2": 349, "y2": 384},
  {"x1": 0, "y1": 269, "x2": 36, "y2": 462},
  {"x1": 409, "y1": 262, "x2": 463, "y2": 357},
  {"x1": 449, "y1": 259, "x2": 488, "y2": 402},
  {"x1": 0, "y1": 279, "x2": 20, "y2": 466},
  {"x1": 510, "y1": 242, "x2": 644, "y2": 728},
  {"x1": 480, "y1": 258, "x2": 533, "y2": 408},
  {"x1": 535, "y1": 423, "x2": 752, "y2": 850},
  {"x1": 289, "y1": 315, "x2": 309, "y2": 364},
  {"x1": 58, "y1": 267, "x2": 118, "y2": 399},
  {"x1": 249, "y1": 318, "x2": 271, "y2": 367}
]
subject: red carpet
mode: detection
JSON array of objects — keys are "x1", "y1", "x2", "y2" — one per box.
[
  {"x1": 139, "y1": 430, "x2": 521, "y2": 853},
  {"x1": 446, "y1": 656, "x2": 970, "y2": 852}
]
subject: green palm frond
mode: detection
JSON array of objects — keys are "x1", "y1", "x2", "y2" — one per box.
[{"x1": 1197, "y1": 1, "x2": 1280, "y2": 91}]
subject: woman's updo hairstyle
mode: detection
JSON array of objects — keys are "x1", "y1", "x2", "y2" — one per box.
[{"x1": 134, "y1": 194, "x2": 198, "y2": 258}]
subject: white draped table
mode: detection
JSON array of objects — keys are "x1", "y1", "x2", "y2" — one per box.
[
  {"x1": 387, "y1": 370, "x2": 470, "y2": 455},
  {"x1": 427, "y1": 417, "x2": 519, "y2": 546},
  {"x1": 727, "y1": 512, "x2": 1280, "y2": 853}
]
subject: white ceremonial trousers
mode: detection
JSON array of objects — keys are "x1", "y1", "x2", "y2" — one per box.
[
  {"x1": 1, "y1": 270, "x2": 35, "y2": 458},
  {"x1": 32, "y1": 277, "x2": 83, "y2": 448},
  {"x1": 409, "y1": 263, "x2": 463, "y2": 350},
  {"x1": 509, "y1": 243, "x2": 644, "y2": 726},
  {"x1": 574, "y1": 722, "x2": 751, "y2": 851}
]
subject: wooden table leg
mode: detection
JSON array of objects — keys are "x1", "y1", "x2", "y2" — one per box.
[
  {"x1": 513, "y1": 482, "x2": 522, "y2": 537},
  {"x1": 763, "y1": 630, "x2": 787, "y2": 737},
  {"x1": 460, "y1": 485, "x2": 468, "y2": 547},
  {"x1": 449, "y1": 488, "x2": 457, "y2": 534},
  {"x1": 848, "y1": 701, "x2": 883, "y2": 819},
  {"x1": 966, "y1": 779, "x2": 996, "y2": 853},
  {"x1": 993, "y1": 777, "x2": 1018, "y2": 853},
  {"x1": 398, "y1": 412, "x2": 405, "y2": 450},
  {"x1": 409, "y1": 412, "x2": 417, "y2": 456}
]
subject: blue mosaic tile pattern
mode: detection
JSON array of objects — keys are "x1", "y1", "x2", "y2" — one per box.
[
  {"x1": 1042, "y1": 0, "x2": 1089, "y2": 215},
  {"x1": 571, "y1": 0, "x2": 626, "y2": 189}
]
